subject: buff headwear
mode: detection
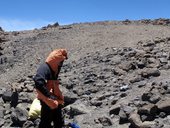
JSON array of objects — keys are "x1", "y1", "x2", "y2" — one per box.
[{"x1": 45, "y1": 49, "x2": 67, "y2": 72}]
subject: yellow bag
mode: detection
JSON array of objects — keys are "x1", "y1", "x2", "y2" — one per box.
[{"x1": 28, "y1": 98, "x2": 41, "y2": 119}]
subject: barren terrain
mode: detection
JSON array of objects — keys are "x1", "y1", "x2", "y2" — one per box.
[{"x1": 1, "y1": 19, "x2": 170, "y2": 127}]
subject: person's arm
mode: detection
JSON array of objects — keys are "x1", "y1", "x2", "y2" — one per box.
[
  {"x1": 53, "y1": 83, "x2": 64, "y2": 105},
  {"x1": 33, "y1": 63, "x2": 54, "y2": 98}
]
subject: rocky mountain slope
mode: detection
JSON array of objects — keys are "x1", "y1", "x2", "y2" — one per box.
[{"x1": 1, "y1": 19, "x2": 170, "y2": 127}]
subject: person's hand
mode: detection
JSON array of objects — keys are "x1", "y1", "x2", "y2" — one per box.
[
  {"x1": 57, "y1": 99, "x2": 64, "y2": 105},
  {"x1": 36, "y1": 89, "x2": 59, "y2": 109},
  {"x1": 46, "y1": 98, "x2": 58, "y2": 109},
  {"x1": 49, "y1": 95, "x2": 64, "y2": 106}
]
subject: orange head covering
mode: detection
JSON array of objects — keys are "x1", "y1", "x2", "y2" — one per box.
[{"x1": 45, "y1": 49, "x2": 67, "y2": 72}]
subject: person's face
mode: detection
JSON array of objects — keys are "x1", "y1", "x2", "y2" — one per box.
[
  {"x1": 55, "y1": 61, "x2": 64, "y2": 75},
  {"x1": 58, "y1": 61, "x2": 63, "y2": 67}
]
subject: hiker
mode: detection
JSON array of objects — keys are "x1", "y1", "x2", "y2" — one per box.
[{"x1": 33, "y1": 49, "x2": 67, "y2": 128}]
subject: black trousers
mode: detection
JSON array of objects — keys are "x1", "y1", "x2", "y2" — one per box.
[{"x1": 39, "y1": 101, "x2": 64, "y2": 128}]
